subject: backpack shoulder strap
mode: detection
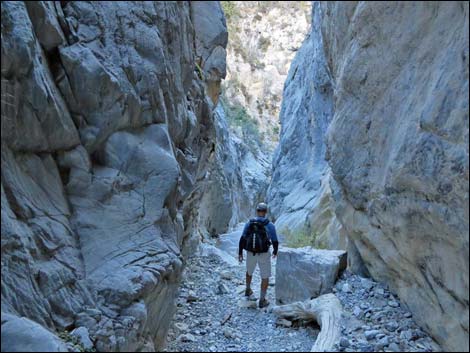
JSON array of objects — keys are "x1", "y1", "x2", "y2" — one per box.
[{"x1": 245, "y1": 219, "x2": 257, "y2": 234}]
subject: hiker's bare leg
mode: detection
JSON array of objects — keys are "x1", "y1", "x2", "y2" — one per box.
[
  {"x1": 260, "y1": 278, "x2": 269, "y2": 300},
  {"x1": 246, "y1": 272, "x2": 252, "y2": 289}
]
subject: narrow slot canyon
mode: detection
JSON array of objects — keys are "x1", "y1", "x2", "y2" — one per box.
[{"x1": 1, "y1": 1, "x2": 468, "y2": 353}]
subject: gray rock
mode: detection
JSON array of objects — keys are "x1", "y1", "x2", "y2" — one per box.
[
  {"x1": 353, "y1": 307, "x2": 363, "y2": 318},
  {"x1": 174, "y1": 323, "x2": 189, "y2": 333},
  {"x1": 341, "y1": 283, "x2": 352, "y2": 293},
  {"x1": 375, "y1": 336, "x2": 389, "y2": 351},
  {"x1": 357, "y1": 342, "x2": 374, "y2": 352},
  {"x1": 364, "y1": 330, "x2": 381, "y2": 341},
  {"x1": 1, "y1": 314, "x2": 68, "y2": 352},
  {"x1": 340, "y1": 337, "x2": 351, "y2": 348},
  {"x1": 191, "y1": 1, "x2": 227, "y2": 105},
  {"x1": 25, "y1": 1, "x2": 65, "y2": 50},
  {"x1": 385, "y1": 321, "x2": 399, "y2": 332},
  {"x1": 223, "y1": 327, "x2": 240, "y2": 339},
  {"x1": 198, "y1": 104, "x2": 271, "y2": 239},
  {"x1": 360, "y1": 279, "x2": 375, "y2": 292},
  {"x1": 400, "y1": 330, "x2": 413, "y2": 341},
  {"x1": 375, "y1": 288, "x2": 385, "y2": 296},
  {"x1": 70, "y1": 327, "x2": 93, "y2": 350},
  {"x1": 220, "y1": 270, "x2": 234, "y2": 280},
  {"x1": 179, "y1": 333, "x2": 197, "y2": 343},
  {"x1": 216, "y1": 283, "x2": 230, "y2": 295},
  {"x1": 187, "y1": 291, "x2": 199, "y2": 303},
  {"x1": 275, "y1": 247, "x2": 347, "y2": 304}
]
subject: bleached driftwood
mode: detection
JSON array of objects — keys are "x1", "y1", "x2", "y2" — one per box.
[{"x1": 273, "y1": 293, "x2": 343, "y2": 352}]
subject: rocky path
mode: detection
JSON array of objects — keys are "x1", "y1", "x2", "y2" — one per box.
[
  {"x1": 331, "y1": 272, "x2": 440, "y2": 352},
  {"x1": 165, "y1": 228, "x2": 440, "y2": 353},
  {"x1": 164, "y1": 249, "x2": 317, "y2": 352}
]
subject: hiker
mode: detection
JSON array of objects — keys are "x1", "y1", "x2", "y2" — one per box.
[{"x1": 238, "y1": 202, "x2": 279, "y2": 308}]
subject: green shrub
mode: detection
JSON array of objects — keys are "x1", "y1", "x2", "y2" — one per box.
[
  {"x1": 58, "y1": 331, "x2": 96, "y2": 352},
  {"x1": 221, "y1": 1, "x2": 239, "y2": 20},
  {"x1": 259, "y1": 36, "x2": 271, "y2": 52},
  {"x1": 195, "y1": 62, "x2": 204, "y2": 80},
  {"x1": 220, "y1": 96, "x2": 261, "y2": 147},
  {"x1": 283, "y1": 228, "x2": 326, "y2": 249}
]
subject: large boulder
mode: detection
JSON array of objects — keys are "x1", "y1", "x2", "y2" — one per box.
[
  {"x1": 1, "y1": 314, "x2": 68, "y2": 352},
  {"x1": 275, "y1": 247, "x2": 347, "y2": 304}
]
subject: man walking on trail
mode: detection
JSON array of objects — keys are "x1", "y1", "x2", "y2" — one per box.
[{"x1": 238, "y1": 202, "x2": 279, "y2": 308}]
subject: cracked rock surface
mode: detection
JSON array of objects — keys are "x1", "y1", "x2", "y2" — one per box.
[
  {"x1": 1, "y1": 1, "x2": 228, "y2": 351},
  {"x1": 269, "y1": 2, "x2": 469, "y2": 351}
]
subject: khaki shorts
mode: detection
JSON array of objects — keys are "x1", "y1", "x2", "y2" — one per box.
[{"x1": 246, "y1": 251, "x2": 271, "y2": 279}]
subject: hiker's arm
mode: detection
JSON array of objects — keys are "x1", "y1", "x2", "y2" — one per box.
[
  {"x1": 269, "y1": 223, "x2": 279, "y2": 256},
  {"x1": 238, "y1": 236, "x2": 245, "y2": 257},
  {"x1": 272, "y1": 240, "x2": 279, "y2": 256},
  {"x1": 239, "y1": 223, "x2": 249, "y2": 257}
]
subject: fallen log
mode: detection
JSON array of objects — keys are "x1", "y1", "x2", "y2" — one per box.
[{"x1": 273, "y1": 293, "x2": 342, "y2": 352}]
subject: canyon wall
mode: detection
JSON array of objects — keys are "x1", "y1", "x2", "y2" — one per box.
[
  {"x1": 197, "y1": 104, "x2": 270, "y2": 238},
  {"x1": 1, "y1": 1, "x2": 227, "y2": 351},
  {"x1": 197, "y1": 1, "x2": 311, "y2": 235},
  {"x1": 267, "y1": 2, "x2": 344, "y2": 250},
  {"x1": 221, "y1": 1, "x2": 311, "y2": 150},
  {"x1": 271, "y1": 1, "x2": 469, "y2": 351}
]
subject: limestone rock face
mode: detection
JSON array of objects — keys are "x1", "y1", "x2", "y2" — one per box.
[
  {"x1": 222, "y1": 1, "x2": 311, "y2": 149},
  {"x1": 321, "y1": 3, "x2": 469, "y2": 351},
  {"x1": 273, "y1": 2, "x2": 469, "y2": 351},
  {"x1": 1, "y1": 1, "x2": 226, "y2": 351},
  {"x1": 275, "y1": 247, "x2": 347, "y2": 305},
  {"x1": 198, "y1": 105, "x2": 270, "y2": 238},
  {"x1": 267, "y1": 2, "x2": 343, "y2": 250},
  {"x1": 192, "y1": 1, "x2": 228, "y2": 105}
]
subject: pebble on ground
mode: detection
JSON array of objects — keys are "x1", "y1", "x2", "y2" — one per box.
[
  {"x1": 165, "y1": 247, "x2": 440, "y2": 353},
  {"x1": 164, "y1": 253, "x2": 317, "y2": 352}
]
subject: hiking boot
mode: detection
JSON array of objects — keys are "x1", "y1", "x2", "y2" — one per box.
[
  {"x1": 259, "y1": 298, "x2": 270, "y2": 308},
  {"x1": 244, "y1": 288, "x2": 254, "y2": 297}
]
